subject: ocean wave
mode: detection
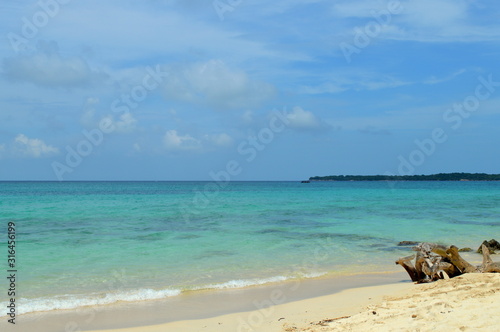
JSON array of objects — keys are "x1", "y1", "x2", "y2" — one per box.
[
  {"x1": 300, "y1": 271, "x2": 327, "y2": 278},
  {"x1": 0, "y1": 288, "x2": 181, "y2": 316},
  {"x1": 0, "y1": 272, "x2": 328, "y2": 316},
  {"x1": 198, "y1": 275, "x2": 292, "y2": 290},
  {"x1": 194, "y1": 272, "x2": 327, "y2": 290}
]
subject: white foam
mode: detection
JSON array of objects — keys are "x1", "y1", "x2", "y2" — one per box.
[
  {"x1": 194, "y1": 271, "x2": 327, "y2": 291},
  {"x1": 198, "y1": 275, "x2": 292, "y2": 290},
  {"x1": 0, "y1": 288, "x2": 181, "y2": 316},
  {"x1": 300, "y1": 271, "x2": 327, "y2": 278},
  {"x1": 1, "y1": 273, "x2": 329, "y2": 316}
]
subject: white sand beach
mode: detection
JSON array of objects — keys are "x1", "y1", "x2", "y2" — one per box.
[{"x1": 88, "y1": 273, "x2": 499, "y2": 332}]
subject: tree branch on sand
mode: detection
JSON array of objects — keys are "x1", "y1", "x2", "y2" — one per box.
[{"x1": 396, "y1": 242, "x2": 500, "y2": 283}]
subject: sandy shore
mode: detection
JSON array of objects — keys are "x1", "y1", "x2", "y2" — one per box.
[
  {"x1": 3, "y1": 272, "x2": 498, "y2": 331},
  {"x1": 0, "y1": 272, "x2": 406, "y2": 332},
  {"x1": 87, "y1": 282, "x2": 412, "y2": 332},
  {"x1": 88, "y1": 273, "x2": 500, "y2": 332},
  {"x1": 310, "y1": 273, "x2": 500, "y2": 332}
]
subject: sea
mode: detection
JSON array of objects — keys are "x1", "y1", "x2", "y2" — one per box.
[{"x1": 0, "y1": 180, "x2": 499, "y2": 316}]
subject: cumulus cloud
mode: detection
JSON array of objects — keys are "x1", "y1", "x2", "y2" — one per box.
[
  {"x1": 163, "y1": 130, "x2": 201, "y2": 151},
  {"x1": 286, "y1": 106, "x2": 324, "y2": 130},
  {"x1": 111, "y1": 112, "x2": 138, "y2": 133},
  {"x1": 162, "y1": 59, "x2": 276, "y2": 110},
  {"x1": 3, "y1": 41, "x2": 105, "y2": 88},
  {"x1": 80, "y1": 97, "x2": 137, "y2": 134},
  {"x1": 12, "y1": 134, "x2": 59, "y2": 158},
  {"x1": 81, "y1": 97, "x2": 137, "y2": 134}
]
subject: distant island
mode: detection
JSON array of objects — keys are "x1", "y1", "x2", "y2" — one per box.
[{"x1": 309, "y1": 173, "x2": 500, "y2": 181}]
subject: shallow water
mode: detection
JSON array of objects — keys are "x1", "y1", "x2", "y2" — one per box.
[{"x1": 0, "y1": 181, "x2": 498, "y2": 315}]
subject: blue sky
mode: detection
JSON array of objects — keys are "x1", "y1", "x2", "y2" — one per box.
[{"x1": 1, "y1": 0, "x2": 499, "y2": 180}]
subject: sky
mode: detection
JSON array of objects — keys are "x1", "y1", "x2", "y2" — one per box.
[{"x1": 0, "y1": 0, "x2": 499, "y2": 181}]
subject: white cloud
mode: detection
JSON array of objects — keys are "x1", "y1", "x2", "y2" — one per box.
[
  {"x1": 332, "y1": 0, "x2": 464, "y2": 25},
  {"x1": 46, "y1": 3, "x2": 276, "y2": 65},
  {"x1": 259, "y1": 0, "x2": 327, "y2": 15},
  {"x1": 80, "y1": 96, "x2": 137, "y2": 134},
  {"x1": 332, "y1": 0, "x2": 390, "y2": 18},
  {"x1": 299, "y1": 73, "x2": 412, "y2": 94},
  {"x1": 330, "y1": 102, "x2": 467, "y2": 132},
  {"x1": 299, "y1": 82, "x2": 348, "y2": 95},
  {"x1": 114, "y1": 113, "x2": 137, "y2": 133},
  {"x1": 286, "y1": 106, "x2": 323, "y2": 129},
  {"x1": 332, "y1": 0, "x2": 500, "y2": 43},
  {"x1": 205, "y1": 133, "x2": 233, "y2": 147},
  {"x1": 3, "y1": 41, "x2": 105, "y2": 88},
  {"x1": 102, "y1": 112, "x2": 138, "y2": 134},
  {"x1": 402, "y1": 0, "x2": 467, "y2": 28},
  {"x1": 162, "y1": 130, "x2": 232, "y2": 152},
  {"x1": 162, "y1": 60, "x2": 276, "y2": 110},
  {"x1": 359, "y1": 78, "x2": 411, "y2": 90},
  {"x1": 12, "y1": 134, "x2": 59, "y2": 158},
  {"x1": 424, "y1": 69, "x2": 466, "y2": 85},
  {"x1": 388, "y1": 1, "x2": 500, "y2": 42},
  {"x1": 163, "y1": 130, "x2": 201, "y2": 151}
]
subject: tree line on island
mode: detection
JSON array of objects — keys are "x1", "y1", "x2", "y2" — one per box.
[{"x1": 309, "y1": 173, "x2": 500, "y2": 182}]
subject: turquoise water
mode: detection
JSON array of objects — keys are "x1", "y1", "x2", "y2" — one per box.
[{"x1": 0, "y1": 181, "x2": 499, "y2": 315}]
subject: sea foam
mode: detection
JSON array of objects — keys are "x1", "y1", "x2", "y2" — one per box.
[
  {"x1": 199, "y1": 275, "x2": 292, "y2": 290},
  {"x1": 0, "y1": 273, "x2": 326, "y2": 316},
  {"x1": 0, "y1": 288, "x2": 181, "y2": 316}
]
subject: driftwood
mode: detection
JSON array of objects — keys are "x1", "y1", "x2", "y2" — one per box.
[
  {"x1": 396, "y1": 242, "x2": 500, "y2": 283},
  {"x1": 481, "y1": 245, "x2": 500, "y2": 273}
]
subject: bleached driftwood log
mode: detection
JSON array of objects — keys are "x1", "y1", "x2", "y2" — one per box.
[
  {"x1": 396, "y1": 242, "x2": 499, "y2": 283},
  {"x1": 481, "y1": 245, "x2": 500, "y2": 273}
]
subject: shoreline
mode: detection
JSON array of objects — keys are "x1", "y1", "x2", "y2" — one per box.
[
  {"x1": 89, "y1": 278, "x2": 414, "y2": 332},
  {"x1": 0, "y1": 271, "x2": 408, "y2": 332},
  {"x1": 0, "y1": 267, "x2": 402, "y2": 317},
  {"x1": 91, "y1": 273, "x2": 500, "y2": 332},
  {"x1": 3, "y1": 254, "x2": 482, "y2": 319}
]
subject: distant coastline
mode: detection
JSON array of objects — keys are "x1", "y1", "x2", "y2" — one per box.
[{"x1": 309, "y1": 172, "x2": 500, "y2": 181}]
